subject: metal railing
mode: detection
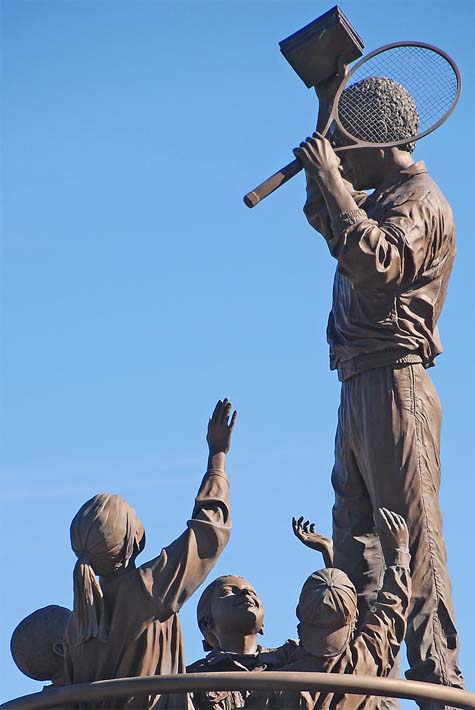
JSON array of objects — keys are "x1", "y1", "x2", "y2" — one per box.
[{"x1": 2, "y1": 672, "x2": 474, "y2": 709}]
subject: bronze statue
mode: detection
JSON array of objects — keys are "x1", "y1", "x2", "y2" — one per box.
[
  {"x1": 63, "y1": 398, "x2": 236, "y2": 709},
  {"x1": 10, "y1": 605, "x2": 71, "y2": 687},
  {"x1": 293, "y1": 72, "x2": 464, "y2": 704},
  {"x1": 245, "y1": 509, "x2": 411, "y2": 709},
  {"x1": 187, "y1": 575, "x2": 296, "y2": 710}
]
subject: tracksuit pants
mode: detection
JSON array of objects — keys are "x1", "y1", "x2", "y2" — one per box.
[{"x1": 332, "y1": 363, "x2": 463, "y2": 708}]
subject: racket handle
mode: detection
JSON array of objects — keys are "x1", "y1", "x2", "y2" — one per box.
[{"x1": 243, "y1": 158, "x2": 302, "y2": 208}]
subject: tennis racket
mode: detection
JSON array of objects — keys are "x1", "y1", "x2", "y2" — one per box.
[{"x1": 243, "y1": 41, "x2": 461, "y2": 208}]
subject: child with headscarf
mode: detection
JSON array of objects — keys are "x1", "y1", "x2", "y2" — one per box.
[{"x1": 64, "y1": 398, "x2": 236, "y2": 709}]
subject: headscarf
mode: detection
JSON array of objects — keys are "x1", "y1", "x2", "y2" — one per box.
[{"x1": 68, "y1": 493, "x2": 145, "y2": 647}]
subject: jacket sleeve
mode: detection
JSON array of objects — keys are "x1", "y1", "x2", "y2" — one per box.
[
  {"x1": 138, "y1": 467, "x2": 231, "y2": 620},
  {"x1": 325, "y1": 189, "x2": 436, "y2": 290},
  {"x1": 303, "y1": 175, "x2": 368, "y2": 241},
  {"x1": 351, "y1": 548, "x2": 411, "y2": 677}
]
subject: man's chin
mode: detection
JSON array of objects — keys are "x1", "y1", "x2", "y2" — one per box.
[{"x1": 348, "y1": 173, "x2": 373, "y2": 191}]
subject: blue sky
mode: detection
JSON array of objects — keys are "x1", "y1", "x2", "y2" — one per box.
[{"x1": 1, "y1": 0, "x2": 474, "y2": 705}]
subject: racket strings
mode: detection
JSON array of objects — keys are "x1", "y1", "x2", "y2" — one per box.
[{"x1": 336, "y1": 45, "x2": 459, "y2": 145}]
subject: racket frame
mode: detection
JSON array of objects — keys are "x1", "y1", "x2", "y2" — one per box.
[{"x1": 321, "y1": 40, "x2": 462, "y2": 152}]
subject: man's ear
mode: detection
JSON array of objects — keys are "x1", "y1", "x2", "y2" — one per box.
[
  {"x1": 52, "y1": 642, "x2": 65, "y2": 658},
  {"x1": 258, "y1": 623, "x2": 264, "y2": 636}
]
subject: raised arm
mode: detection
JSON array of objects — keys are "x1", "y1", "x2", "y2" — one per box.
[
  {"x1": 139, "y1": 399, "x2": 236, "y2": 619},
  {"x1": 354, "y1": 508, "x2": 411, "y2": 676},
  {"x1": 292, "y1": 515, "x2": 334, "y2": 568},
  {"x1": 294, "y1": 133, "x2": 438, "y2": 290},
  {"x1": 297, "y1": 135, "x2": 368, "y2": 241}
]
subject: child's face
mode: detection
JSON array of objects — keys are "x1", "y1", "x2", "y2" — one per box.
[{"x1": 210, "y1": 577, "x2": 264, "y2": 639}]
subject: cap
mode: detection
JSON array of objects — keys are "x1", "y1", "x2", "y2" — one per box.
[{"x1": 296, "y1": 568, "x2": 357, "y2": 658}]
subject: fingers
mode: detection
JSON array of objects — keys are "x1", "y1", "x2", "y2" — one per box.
[
  {"x1": 210, "y1": 398, "x2": 236, "y2": 427},
  {"x1": 292, "y1": 516, "x2": 317, "y2": 536},
  {"x1": 388, "y1": 510, "x2": 407, "y2": 533},
  {"x1": 292, "y1": 515, "x2": 304, "y2": 537},
  {"x1": 378, "y1": 507, "x2": 407, "y2": 530},
  {"x1": 220, "y1": 399, "x2": 237, "y2": 432},
  {"x1": 377, "y1": 509, "x2": 392, "y2": 543},
  {"x1": 221, "y1": 398, "x2": 231, "y2": 423},
  {"x1": 210, "y1": 399, "x2": 222, "y2": 424},
  {"x1": 386, "y1": 509, "x2": 400, "y2": 529},
  {"x1": 377, "y1": 507, "x2": 394, "y2": 533},
  {"x1": 297, "y1": 135, "x2": 324, "y2": 155},
  {"x1": 229, "y1": 410, "x2": 237, "y2": 432},
  {"x1": 293, "y1": 145, "x2": 311, "y2": 166},
  {"x1": 294, "y1": 133, "x2": 336, "y2": 166},
  {"x1": 220, "y1": 397, "x2": 231, "y2": 421},
  {"x1": 302, "y1": 519, "x2": 318, "y2": 534},
  {"x1": 377, "y1": 508, "x2": 409, "y2": 555}
]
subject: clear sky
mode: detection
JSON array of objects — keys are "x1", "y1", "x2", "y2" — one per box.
[{"x1": 1, "y1": 0, "x2": 474, "y2": 705}]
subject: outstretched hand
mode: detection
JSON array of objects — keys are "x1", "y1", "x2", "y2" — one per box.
[
  {"x1": 376, "y1": 508, "x2": 409, "y2": 553},
  {"x1": 207, "y1": 398, "x2": 237, "y2": 455},
  {"x1": 292, "y1": 515, "x2": 333, "y2": 567}
]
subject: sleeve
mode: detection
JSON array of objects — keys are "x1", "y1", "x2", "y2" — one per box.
[
  {"x1": 259, "y1": 639, "x2": 300, "y2": 668},
  {"x1": 351, "y1": 548, "x2": 411, "y2": 677},
  {"x1": 303, "y1": 175, "x2": 368, "y2": 241},
  {"x1": 138, "y1": 467, "x2": 231, "y2": 620},
  {"x1": 325, "y1": 188, "x2": 434, "y2": 290}
]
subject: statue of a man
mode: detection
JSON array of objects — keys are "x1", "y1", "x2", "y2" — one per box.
[
  {"x1": 292, "y1": 75, "x2": 464, "y2": 703},
  {"x1": 64, "y1": 398, "x2": 236, "y2": 709}
]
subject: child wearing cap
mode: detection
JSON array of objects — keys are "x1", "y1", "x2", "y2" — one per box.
[{"x1": 246, "y1": 508, "x2": 411, "y2": 709}]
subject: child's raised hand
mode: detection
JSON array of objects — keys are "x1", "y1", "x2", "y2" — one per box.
[
  {"x1": 376, "y1": 508, "x2": 409, "y2": 553},
  {"x1": 292, "y1": 515, "x2": 333, "y2": 563},
  {"x1": 206, "y1": 399, "x2": 237, "y2": 455}
]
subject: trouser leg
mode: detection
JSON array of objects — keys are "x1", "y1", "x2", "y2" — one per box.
[
  {"x1": 332, "y1": 386, "x2": 384, "y2": 619},
  {"x1": 333, "y1": 364, "x2": 463, "y2": 700},
  {"x1": 332, "y1": 381, "x2": 397, "y2": 710}
]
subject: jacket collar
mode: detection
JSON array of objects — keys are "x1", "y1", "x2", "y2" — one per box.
[
  {"x1": 372, "y1": 161, "x2": 427, "y2": 201},
  {"x1": 206, "y1": 647, "x2": 261, "y2": 664}
]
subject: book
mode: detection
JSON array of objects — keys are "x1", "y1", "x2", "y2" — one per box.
[{"x1": 279, "y1": 5, "x2": 364, "y2": 87}]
